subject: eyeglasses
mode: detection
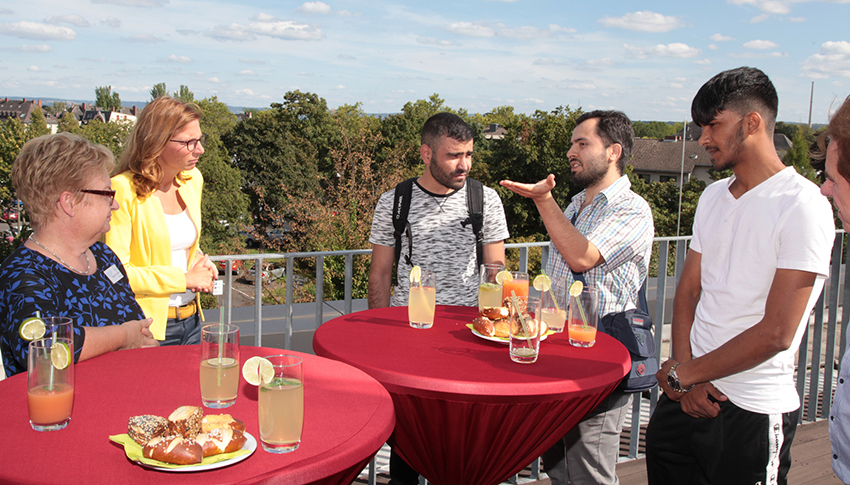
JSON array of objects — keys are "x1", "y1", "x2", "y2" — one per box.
[
  {"x1": 169, "y1": 133, "x2": 208, "y2": 151},
  {"x1": 78, "y1": 189, "x2": 116, "y2": 205}
]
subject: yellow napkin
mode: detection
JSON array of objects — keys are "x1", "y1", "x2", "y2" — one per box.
[{"x1": 109, "y1": 434, "x2": 250, "y2": 469}]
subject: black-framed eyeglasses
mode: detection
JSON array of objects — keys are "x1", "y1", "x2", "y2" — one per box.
[
  {"x1": 169, "y1": 133, "x2": 208, "y2": 151},
  {"x1": 78, "y1": 189, "x2": 116, "y2": 205}
]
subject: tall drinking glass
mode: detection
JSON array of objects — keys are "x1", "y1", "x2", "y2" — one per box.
[
  {"x1": 568, "y1": 286, "x2": 600, "y2": 348},
  {"x1": 502, "y1": 271, "x2": 529, "y2": 301},
  {"x1": 259, "y1": 354, "x2": 304, "y2": 453},
  {"x1": 200, "y1": 324, "x2": 240, "y2": 408},
  {"x1": 540, "y1": 279, "x2": 567, "y2": 333},
  {"x1": 409, "y1": 270, "x2": 436, "y2": 329},
  {"x1": 27, "y1": 337, "x2": 74, "y2": 431},
  {"x1": 478, "y1": 263, "x2": 505, "y2": 311},
  {"x1": 44, "y1": 316, "x2": 74, "y2": 355},
  {"x1": 508, "y1": 296, "x2": 541, "y2": 364}
]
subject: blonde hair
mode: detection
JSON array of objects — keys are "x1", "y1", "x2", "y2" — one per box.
[
  {"x1": 818, "y1": 95, "x2": 850, "y2": 183},
  {"x1": 114, "y1": 96, "x2": 202, "y2": 197},
  {"x1": 12, "y1": 132, "x2": 114, "y2": 229}
]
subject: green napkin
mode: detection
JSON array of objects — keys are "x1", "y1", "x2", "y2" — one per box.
[
  {"x1": 109, "y1": 434, "x2": 250, "y2": 469},
  {"x1": 466, "y1": 323, "x2": 555, "y2": 341}
]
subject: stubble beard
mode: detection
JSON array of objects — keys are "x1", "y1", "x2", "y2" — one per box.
[
  {"x1": 571, "y1": 153, "x2": 609, "y2": 189},
  {"x1": 430, "y1": 160, "x2": 467, "y2": 191}
]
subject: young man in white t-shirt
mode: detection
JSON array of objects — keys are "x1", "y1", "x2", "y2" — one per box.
[{"x1": 645, "y1": 67, "x2": 835, "y2": 485}]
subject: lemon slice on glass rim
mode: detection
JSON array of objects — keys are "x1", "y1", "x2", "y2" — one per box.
[
  {"x1": 409, "y1": 265, "x2": 422, "y2": 284},
  {"x1": 19, "y1": 316, "x2": 46, "y2": 341},
  {"x1": 569, "y1": 280, "x2": 584, "y2": 297},
  {"x1": 242, "y1": 356, "x2": 274, "y2": 386},
  {"x1": 50, "y1": 341, "x2": 71, "y2": 370},
  {"x1": 495, "y1": 270, "x2": 513, "y2": 285},
  {"x1": 533, "y1": 274, "x2": 552, "y2": 292}
]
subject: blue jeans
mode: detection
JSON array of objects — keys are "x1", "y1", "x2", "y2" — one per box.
[{"x1": 160, "y1": 313, "x2": 202, "y2": 346}]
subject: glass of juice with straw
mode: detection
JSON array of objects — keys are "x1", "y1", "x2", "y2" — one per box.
[
  {"x1": 567, "y1": 282, "x2": 600, "y2": 348},
  {"x1": 27, "y1": 337, "x2": 74, "y2": 431},
  {"x1": 501, "y1": 271, "x2": 529, "y2": 301},
  {"x1": 200, "y1": 323, "x2": 240, "y2": 408}
]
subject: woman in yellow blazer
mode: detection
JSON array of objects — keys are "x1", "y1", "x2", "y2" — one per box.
[{"x1": 105, "y1": 96, "x2": 217, "y2": 345}]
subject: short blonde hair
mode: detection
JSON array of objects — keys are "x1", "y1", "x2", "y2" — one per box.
[
  {"x1": 12, "y1": 132, "x2": 114, "y2": 229},
  {"x1": 114, "y1": 95, "x2": 202, "y2": 197}
]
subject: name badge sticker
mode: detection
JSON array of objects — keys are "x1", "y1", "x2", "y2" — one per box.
[{"x1": 105, "y1": 264, "x2": 123, "y2": 284}]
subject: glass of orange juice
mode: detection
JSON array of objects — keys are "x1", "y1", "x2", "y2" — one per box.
[
  {"x1": 259, "y1": 354, "x2": 303, "y2": 453},
  {"x1": 568, "y1": 286, "x2": 600, "y2": 348},
  {"x1": 502, "y1": 271, "x2": 529, "y2": 301},
  {"x1": 200, "y1": 324, "x2": 240, "y2": 409},
  {"x1": 27, "y1": 337, "x2": 74, "y2": 431}
]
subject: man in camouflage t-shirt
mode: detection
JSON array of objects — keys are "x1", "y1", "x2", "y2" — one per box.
[{"x1": 367, "y1": 112, "x2": 509, "y2": 485}]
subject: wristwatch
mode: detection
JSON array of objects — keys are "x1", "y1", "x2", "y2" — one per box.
[{"x1": 667, "y1": 363, "x2": 695, "y2": 393}]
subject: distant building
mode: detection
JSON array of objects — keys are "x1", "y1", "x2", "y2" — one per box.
[
  {"x1": 483, "y1": 123, "x2": 507, "y2": 140},
  {"x1": 81, "y1": 106, "x2": 138, "y2": 125},
  {"x1": 630, "y1": 138, "x2": 714, "y2": 185},
  {"x1": 0, "y1": 97, "x2": 42, "y2": 124}
]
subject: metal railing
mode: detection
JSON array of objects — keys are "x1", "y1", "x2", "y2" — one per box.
[{"x1": 208, "y1": 232, "x2": 846, "y2": 475}]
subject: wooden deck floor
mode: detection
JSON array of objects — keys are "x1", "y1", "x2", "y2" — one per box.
[{"x1": 356, "y1": 419, "x2": 840, "y2": 485}]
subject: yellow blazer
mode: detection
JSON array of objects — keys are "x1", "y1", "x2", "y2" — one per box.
[{"x1": 105, "y1": 168, "x2": 204, "y2": 340}]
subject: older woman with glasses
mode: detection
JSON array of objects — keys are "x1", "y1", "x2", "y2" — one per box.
[
  {"x1": 105, "y1": 96, "x2": 217, "y2": 346},
  {"x1": 0, "y1": 133, "x2": 158, "y2": 377}
]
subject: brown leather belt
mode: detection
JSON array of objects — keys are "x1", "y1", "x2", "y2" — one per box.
[{"x1": 167, "y1": 300, "x2": 198, "y2": 320}]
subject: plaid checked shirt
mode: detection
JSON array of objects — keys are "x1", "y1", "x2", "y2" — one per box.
[{"x1": 548, "y1": 175, "x2": 654, "y2": 316}]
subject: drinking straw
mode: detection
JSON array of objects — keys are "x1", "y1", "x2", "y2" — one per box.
[
  {"x1": 541, "y1": 270, "x2": 561, "y2": 312},
  {"x1": 569, "y1": 289, "x2": 589, "y2": 328},
  {"x1": 214, "y1": 281, "x2": 225, "y2": 387},
  {"x1": 510, "y1": 291, "x2": 536, "y2": 348}
]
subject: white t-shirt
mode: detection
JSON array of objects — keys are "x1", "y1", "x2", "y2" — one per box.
[
  {"x1": 689, "y1": 167, "x2": 834, "y2": 414},
  {"x1": 369, "y1": 180, "x2": 510, "y2": 308},
  {"x1": 164, "y1": 209, "x2": 197, "y2": 307}
]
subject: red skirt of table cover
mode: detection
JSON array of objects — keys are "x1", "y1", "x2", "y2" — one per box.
[
  {"x1": 313, "y1": 305, "x2": 630, "y2": 485},
  {"x1": 0, "y1": 345, "x2": 395, "y2": 485}
]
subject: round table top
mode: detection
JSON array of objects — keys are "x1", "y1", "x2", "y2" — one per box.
[
  {"x1": 0, "y1": 345, "x2": 395, "y2": 485},
  {"x1": 313, "y1": 305, "x2": 631, "y2": 403}
]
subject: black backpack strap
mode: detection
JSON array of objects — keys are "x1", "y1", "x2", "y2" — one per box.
[
  {"x1": 465, "y1": 179, "x2": 485, "y2": 270},
  {"x1": 392, "y1": 178, "x2": 416, "y2": 270}
]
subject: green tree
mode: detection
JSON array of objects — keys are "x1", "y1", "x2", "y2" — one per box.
[
  {"x1": 173, "y1": 85, "x2": 195, "y2": 103},
  {"x1": 195, "y1": 96, "x2": 250, "y2": 253},
  {"x1": 95, "y1": 86, "x2": 122, "y2": 111},
  {"x1": 150, "y1": 82, "x2": 167, "y2": 101},
  {"x1": 28, "y1": 106, "x2": 50, "y2": 138},
  {"x1": 42, "y1": 101, "x2": 67, "y2": 116},
  {"x1": 80, "y1": 119, "x2": 132, "y2": 159},
  {"x1": 633, "y1": 121, "x2": 679, "y2": 139},
  {"x1": 484, "y1": 106, "x2": 582, "y2": 239},
  {"x1": 57, "y1": 112, "x2": 82, "y2": 134},
  {"x1": 783, "y1": 125, "x2": 818, "y2": 183},
  {"x1": 0, "y1": 118, "x2": 29, "y2": 202}
]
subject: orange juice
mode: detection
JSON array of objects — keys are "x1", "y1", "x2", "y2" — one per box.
[
  {"x1": 502, "y1": 278, "x2": 529, "y2": 300},
  {"x1": 568, "y1": 319, "x2": 597, "y2": 347},
  {"x1": 28, "y1": 383, "x2": 74, "y2": 426}
]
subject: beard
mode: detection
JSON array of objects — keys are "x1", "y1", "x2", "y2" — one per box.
[
  {"x1": 571, "y1": 152, "x2": 609, "y2": 188},
  {"x1": 710, "y1": 123, "x2": 745, "y2": 172},
  {"x1": 429, "y1": 159, "x2": 467, "y2": 191}
]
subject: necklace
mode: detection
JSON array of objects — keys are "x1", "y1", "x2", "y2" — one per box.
[{"x1": 28, "y1": 236, "x2": 91, "y2": 275}]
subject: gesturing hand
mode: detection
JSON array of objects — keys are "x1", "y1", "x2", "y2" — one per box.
[{"x1": 500, "y1": 174, "x2": 557, "y2": 201}]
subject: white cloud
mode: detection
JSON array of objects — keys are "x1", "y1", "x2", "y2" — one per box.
[
  {"x1": 801, "y1": 40, "x2": 850, "y2": 79},
  {"x1": 44, "y1": 14, "x2": 90, "y2": 28},
  {"x1": 27, "y1": 65, "x2": 39, "y2": 71},
  {"x1": 126, "y1": 34, "x2": 161, "y2": 43},
  {"x1": 238, "y1": 70, "x2": 256, "y2": 75},
  {"x1": 0, "y1": 21, "x2": 75, "y2": 40},
  {"x1": 91, "y1": 0, "x2": 169, "y2": 6},
  {"x1": 532, "y1": 58, "x2": 567, "y2": 66},
  {"x1": 563, "y1": 82, "x2": 596, "y2": 90},
  {"x1": 334, "y1": 84, "x2": 346, "y2": 89},
  {"x1": 445, "y1": 22, "x2": 495, "y2": 37},
  {"x1": 729, "y1": 51, "x2": 788, "y2": 58},
  {"x1": 166, "y1": 54, "x2": 191, "y2": 64},
  {"x1": 239, "y1": 58, "x2": 265, "y2": 64},
  {"x1": 587, "y1": 58, "x2": 615, "y2": 67},
  {"x1": 102, "y1": 17, "x2": 121, "y2": 28},
  {"x1": 750, "y1": 13, "x2": 770, "y2": 23},
  {"x1": 297, "y1": 1, "x2": 331, "y2": 14},
  {"x1": 729, "y1": 0, "x2": 790, "y2": 15},
  {"x1": 598, "y1": 11, "x2": 683, "y2": 33},
  {"x1": 790, "y1": 16, "x2": 806, "y2": 22},
  {"x1": 416, "y1": 36, "x2": 455, "y2": 46},
  {"x1": 208, "y1": 77, "x2": 219, "y2": 83},
  {"x1": 709, "y1": 44, "x2": 718, "y2": 50},
  {"x1": 624, "y1": 43, "x2": 700, "y2": 58},
  {"x1": 206, "y1": 16, "x2": 323, "y2": 41},
  {"x1": 710, "y1": 33, "x2": 733, "y2": 41},
  {"x1": 743, "y1": 39, "x2": 778, "y2": 49},
  {"x1": 549, "y1": 24, "x2": 576, "y2": 33},
  {"x1": 522, "y1": 98, "x2": 545, "y2": 104},
  {"x1": 695, "y1": 59, "x2": 713, "y2": 65}
]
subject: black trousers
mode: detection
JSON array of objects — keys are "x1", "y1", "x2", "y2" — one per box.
[{"x1": 645, "y1": 394, "x2": 798, "y2": 485}]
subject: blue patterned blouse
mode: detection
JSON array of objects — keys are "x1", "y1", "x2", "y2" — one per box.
[{"x1": 0, "y1": 242, "x2": 145, "y2": 377}]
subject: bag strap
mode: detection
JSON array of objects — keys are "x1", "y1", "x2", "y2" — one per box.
[
  {"x1": 568, "y1": 210, "x2": 648, "y2": 311},
  {"x1": 465, "y1": 179, "x2": 485, "y2": 270},
  {"x1": 392, "y1": 178, "x2": 416, "y2": 269}
]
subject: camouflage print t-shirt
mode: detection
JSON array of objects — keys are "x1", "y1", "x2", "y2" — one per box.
[{"x1": 369, "y1": 179, "x2": 509, "y2": 308}]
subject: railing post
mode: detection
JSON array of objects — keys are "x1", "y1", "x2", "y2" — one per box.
[
  {"x1": 345, "y1": 253, "x2": 353, "y2": 315},
  {"x1": 316, "y1": 255, "x2": 325, "y2": 331},
  {"x1": 286, "y1": 255, "x2": 294, "y2": 350},
  {"x1": 254, "y1": 256, "x2": 264, "y2": 347}
]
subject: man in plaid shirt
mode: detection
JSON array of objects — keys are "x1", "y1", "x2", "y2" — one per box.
[{"x1": 502, "y1": 109, "x2": 654, "y2": 484}]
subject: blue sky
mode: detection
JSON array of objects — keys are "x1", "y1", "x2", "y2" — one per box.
[{"x1": 1, "y1": 0, "x2": 849, "y2": 123}]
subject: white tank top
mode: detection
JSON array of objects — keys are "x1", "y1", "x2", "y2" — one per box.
[{"x1": 163, "y1": 209, "x2": 197, "y2": 307}]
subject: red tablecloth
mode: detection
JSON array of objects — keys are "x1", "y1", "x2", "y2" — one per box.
[
  {"x1": 0, "y1": 345, "x2": 395, "y2": 485},
  {"x1": 313, "y1": 305, "x2": 630, "y2": 485}
]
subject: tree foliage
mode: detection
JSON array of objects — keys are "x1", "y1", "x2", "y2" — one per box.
[
  {"x1": 95, "y1": 86, "x2": 122, "y2": 111},
  {"x1": 174, "y1": 85, "x2": 195, "y2": 103},
  {"x1": 28, "y1": 106, "x2": 50, "y2": 138},
  {"x1": 0, "y1": 118, "x2": 29, "y2": 202},
  {"x1": 633, "y1": 121, "x2": 680, "y2": 139},
  {"x1": 149, "y1": 82, "x2": 167, "y2": 101}
]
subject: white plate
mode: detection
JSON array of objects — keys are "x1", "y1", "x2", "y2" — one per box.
[
  {"x1": 137, "y1": 431, "x2": 257, "y2": 472},
  {"x1": 469, "y1": 326, "x2": 549, "y2": 344}
]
